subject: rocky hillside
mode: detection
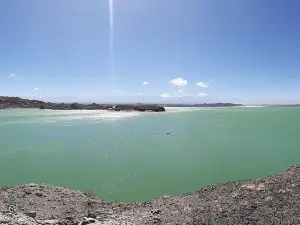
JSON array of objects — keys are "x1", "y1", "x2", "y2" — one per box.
[
  {"x1": 0, "y1": 165, "x2": 299, "y2": 225},
  {"x1": 0, "y1": 96, "x2": 165, "y2": 112}
]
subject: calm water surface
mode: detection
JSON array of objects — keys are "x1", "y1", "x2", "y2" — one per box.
[{"x1": 0, "y1": 107, "x2": 299, "y2": 201}]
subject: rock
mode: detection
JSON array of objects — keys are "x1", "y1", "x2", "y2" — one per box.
[
  {"x1": 80, "y1": 217, "x2": 99, "y2": 225},
  {"x1": 87, "y1": 212, "x2": 97, "y2": 219},
  {"x1": 257, "y1": 183, "x2": 266, "y2": 191},
  {"x1": 15, "y1": 214, "x2": 39, "y2": 225},
  {"x1": 39, "y1": 219, "x2": 61, "y2": 224},
  {"x1": 0, "y1": 213, "x2": 39, "y2": 225},
  {"x1": 151, "y1": 210, "x2": 161, "y2": 215},
  {"x1": 65, "y1": 216, "x2": 74, "y2": 220},
  {"x1": 265, "y1": 196, "x2": 273, "y2": 201},
  {"x1": 25, "y1": 211, "x2": 37, "y2": 218},
  {"x1": 0, "y1": 213, "x2": 10, "y2": 223},
  {"x1": 278, "y1": 189, "x2": 286, "y2": 194},
  {"x1": 36, "y1": 192, "x2": 43, "y2": 197},
  {"x1": 152, "y1": 217, "x2": 162, "y2": 223}
]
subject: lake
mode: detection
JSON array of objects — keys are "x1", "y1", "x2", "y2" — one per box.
[{"x1": 0, "y1": 107, "x2": 299, "y2": 201}]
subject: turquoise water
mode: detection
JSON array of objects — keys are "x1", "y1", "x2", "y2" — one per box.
[{"x1": 0, "y1": 107, "x2": 299, "y2": 201}]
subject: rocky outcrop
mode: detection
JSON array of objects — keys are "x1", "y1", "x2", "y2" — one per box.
[
  {"x1": 0, "y1": 96, "x2": 165, "y2": 112},
  {"x1": 0, "y1": 165, "x2": 299, "y2": 225},
  {"x1": 0, "y1": 96, "x2": 45, "y2": 109}
]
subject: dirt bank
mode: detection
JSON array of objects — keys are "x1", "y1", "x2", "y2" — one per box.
[{"x1": 1, "y1": 165, "x2": 299, "y2": 225}]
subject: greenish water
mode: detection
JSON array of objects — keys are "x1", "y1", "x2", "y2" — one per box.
[{"x1": 0, "y1": 107, "x2": 299, "y2": 201}]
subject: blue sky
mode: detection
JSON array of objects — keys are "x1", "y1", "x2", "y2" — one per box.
[{"x1": 1, "y1": 0, "x2": 300, "y2": 104}]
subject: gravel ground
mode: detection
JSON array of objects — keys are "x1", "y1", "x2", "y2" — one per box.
[{"x1": 0, "y1": 165, "x2": 299, "y2": 225}]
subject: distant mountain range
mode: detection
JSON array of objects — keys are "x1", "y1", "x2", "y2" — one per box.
[{"x1": 161, "y1": 103, "x2": 244, "y2": 107}]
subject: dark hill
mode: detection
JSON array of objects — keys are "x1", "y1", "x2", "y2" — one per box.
[{"x1": 0, "y1": 96, "x2": 165, "y2": 112}]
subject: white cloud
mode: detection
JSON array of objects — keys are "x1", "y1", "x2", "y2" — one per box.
[
  {"x1": 142, "y1": 81, "x2": 148, "y2": 85},
  {"x1": 34, "y1": 88, "x2": 39, "y2": 91},
  {"x1": 139, "y1": 93, "x2": 143, "y2": 95},
  {"x1": 198, "y1": 93, "x2": 208, "y2": 97},
  {"x1": 196, "y1": 82, "x2": 209, "y2": 88},
  {"x1": 161, "y1": 93, "x2": 171, "y2": 98},
  {"x1": 177, "y1": 90, "x2": 184, "y2": 93},
  {"x1": 170, "y1": 78, "x2": 187, "y2": 86},
  {"x1": 9, "y1": 73, "x2": 17, "y2": 78}
]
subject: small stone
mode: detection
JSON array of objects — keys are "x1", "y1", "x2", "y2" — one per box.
[
  {"x1": 65, "y1": 216, "x2": 74, "y2": 220},
  {"x1": 265, "y1": 196, "x2": 273, "y2": 201},
  {"x1": 241, "y1": 184, "x2": 256, "y2": 190},
  {"x1": 25, "y1": 211, "x2": 36, "y2": 218},
  {"x1": 36, "y1": 192, "x2": 43, "y2": 197},
  {"x1": 278, "y1": 189, "x2": 286, "y2": 194},
  {"x1": 0, "y1": 213, "x2": 10, "y2": 223},
  {"x1": 257, "y1": 183, "x2": 266, "y2": 191},
  {"x1": 80, "y1": 217, "x2": 98, "y2": 225},
  {"x1": 41, "y1": 219, "x2": 60, "y2": 224},
  {"x1": 87, "y1": 212, "x2": 97, "y2": 218},
  {"x1": 151, "y1": 209, "x2": 161, "y2": 215},
  {"x1": 152, "y1": 217, "x2": 162, "y2": 224}
]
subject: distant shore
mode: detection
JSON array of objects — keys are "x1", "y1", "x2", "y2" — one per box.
[
  {"x1": 0, "y1": 165, "x2": 299, "y2": 225},
  {"x1": 0, "y1": 96, "x2": 165, "y2": 112},
  {"x1": 0, "y1": 96, "x2": 244, "y2": 112}
]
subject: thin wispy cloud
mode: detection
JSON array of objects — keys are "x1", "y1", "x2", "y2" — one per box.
[
  {"x1": 8, "y1": 73, "x2": 18, "y2": 78},
  {"x1": 198, "y1": 93, "x2": 208, "y2": 97},
  {"x1": 170, "y1": 78, "x2": 188, "y2": 86},
  {"x1": 34, "y1": 87, "x2": 39, "y2": 91},
  {"x1": 196, "y1": 82, "x2": 209, "y2": 88},
  {"x1": 139, "y1": 93, "x2": 143, "y2": 95},
  {"x1": 161, "y1": 93, "x2": 172, "y2": 98},
  {"x1": 142, "y1": 81, "x2": 148, "y2": 85}
]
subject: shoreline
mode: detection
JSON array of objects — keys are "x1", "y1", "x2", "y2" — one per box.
[
  {"x1": 1, "y1": 165, "x2": 299, "y2": 225},
  {"x1": 0, "y1": 96, "x2": 244, "y2": 112},
  {"x1": 0, "y1": 96, "x2": 166, "y2": 112}
]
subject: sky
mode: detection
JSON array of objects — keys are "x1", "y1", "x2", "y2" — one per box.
[{"x1": 1, "y1": 0, "x2": 300, "y2": 104}]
